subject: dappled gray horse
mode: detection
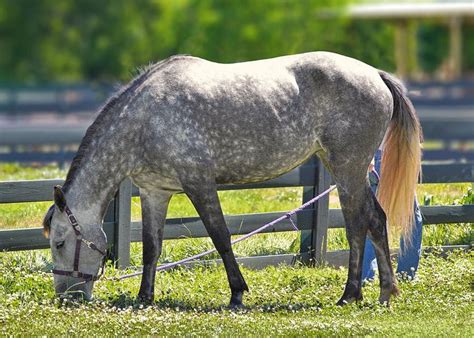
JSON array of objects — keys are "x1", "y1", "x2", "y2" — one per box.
[{"x1": 43, "y1": 52, "x2": 421, "y2": 306}]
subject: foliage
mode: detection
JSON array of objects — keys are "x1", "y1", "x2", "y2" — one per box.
[
  {"x1": 0, "y1": 0, "x2": 346, "y2": 82},
  {"x1": 0, "y1": 249, "x2": 472, "y2": 335},
  {"x1": 2, "y1": 1, "x2": 473, "y2": 83},
  {"x1": 463, "y1": 26, "x2": 474, "y2": 72},
  {"x1": 459, "y1": 187, "x2": 474, "y2": 205},
  {"x1": 418, "y1": 22, "x2": 449, "y2": 73}
]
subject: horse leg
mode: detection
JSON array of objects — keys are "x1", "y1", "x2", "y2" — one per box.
[
  {"x1": 335, "y1": 182, "x2": 371, "y2": 305},
  {"x1": 182, "y1": 177, "x2": 249, "y2": 307},
  {"x1": 321, "y1": 152, "x2": 394, "y2": 304},
  {"x1": 366, "y1": 192, "x2": 399, "y2": 304},
  {"x1": 335, "y1": 179, "x2": 397, "y2": 305},
  {"x1": 137, "y1": 189, "x2": 172, "y2": 302}
]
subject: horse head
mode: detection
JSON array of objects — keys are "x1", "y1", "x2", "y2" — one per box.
[{"x1": 43, "y1": 185, "x2": 107, "y2": 301}]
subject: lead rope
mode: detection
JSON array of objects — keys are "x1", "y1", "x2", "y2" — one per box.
[{"x1": 111, "y1": 184, "x2": 337, "y2": 281}]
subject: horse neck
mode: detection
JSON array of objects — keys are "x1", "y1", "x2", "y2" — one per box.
[{"x1": 63, "y1": 118, "x2": 136, "y2": 224}]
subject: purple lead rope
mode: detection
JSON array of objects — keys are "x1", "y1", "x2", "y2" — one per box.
[{"x1": 112, "y1": 185, "x2": 337, "y2": 281}]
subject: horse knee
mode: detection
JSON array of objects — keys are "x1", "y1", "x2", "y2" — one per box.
[{"x1": 142, "y1": 238, "x2": 163, "y2": 265}]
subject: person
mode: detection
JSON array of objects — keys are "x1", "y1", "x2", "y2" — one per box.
[{"x1": 362, "y1": 149, "x2": 423, "y2": 282}]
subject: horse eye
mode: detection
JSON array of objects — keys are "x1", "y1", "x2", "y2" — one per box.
[{"x1": 55, "y1": 241, "x2": 65, "y2": 249}]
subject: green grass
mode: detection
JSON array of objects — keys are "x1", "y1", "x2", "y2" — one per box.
[
  {"x1": 0, "y1": 162, "x2": 67, "y2": 180},
  {"x1": 0, "y1": 249, "x2": 472, "y2": 336},
  {"x1": 0, "y1": 163, "x2": 473, "y2": 335}
]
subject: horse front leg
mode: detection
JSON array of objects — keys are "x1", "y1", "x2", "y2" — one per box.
[
  {"x1": 182, "y1": 176, "x2": 249, "y2": 307},
  {"x1": 137, "y1": 189, "x2": 172, "y2": 303}
]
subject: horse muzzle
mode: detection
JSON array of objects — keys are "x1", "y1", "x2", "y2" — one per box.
[{"x1": 54, "y1": 275, "x2": 94, "y2": 301}]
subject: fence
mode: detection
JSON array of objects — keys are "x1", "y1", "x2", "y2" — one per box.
[
  {"x1": 2, "y1": 114, "x2": 473, "y2": 164},
  {"x1": 1, "y1": 80, "x2": 470, "y2": 116},
  {"x1": 1, "y1": 158, "x2": 473, "y2": 269},
  {"x1": 1, "y1": 80, "x2": 473, "y2": 164},
  {"x1": 0, "y1": 83, "x2": 113, "y2": 117}
]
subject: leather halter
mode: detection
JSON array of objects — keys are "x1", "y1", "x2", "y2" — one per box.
[{"x1": 52, "y1": 206, "x2": 106, "y2": 282}]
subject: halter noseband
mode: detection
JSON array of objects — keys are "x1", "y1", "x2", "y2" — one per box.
[{"x1": 52, "y1": 206, "x2": 106, "y2": 282}]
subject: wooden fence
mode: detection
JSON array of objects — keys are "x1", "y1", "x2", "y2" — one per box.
[
  {"x1": 0, "y1": 83, "x2": 113, "y2": 116},
  {"x1": 1, "y1": 80, "x2": 470, "y2": 116},
  {"x1": 1, "y1": 80, "x2": 473, "y2": 164},
  {"x1": 1, "y1": 159, "x2": 473, "y2": 269},
  {"x1": 2, "y1": 113, "x2": 473, "y2": 164}
]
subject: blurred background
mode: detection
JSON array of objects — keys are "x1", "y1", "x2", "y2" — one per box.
[
  {"x1": 0, "y1": 0, "x2": 472, "y2": 266},
  {"x1": 0, "y1": 0, "x2": 473, "y2": 165}
]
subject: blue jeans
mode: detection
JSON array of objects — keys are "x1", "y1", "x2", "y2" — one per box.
[{"x1": 362, "y1": 150, "x2": 423, "y2": 281}]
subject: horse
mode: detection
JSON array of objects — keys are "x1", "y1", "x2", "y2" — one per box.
[{"x1": 42, "y1": 52, "x2": 421, "y2": 307}]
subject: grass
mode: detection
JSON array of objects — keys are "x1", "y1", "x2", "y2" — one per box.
[
  {"x1": 0, "y1": 163, "x2": 473, "y2": 335},
  {"x1": 0, "y1": 249, "x2": 472, "y2": 336}
]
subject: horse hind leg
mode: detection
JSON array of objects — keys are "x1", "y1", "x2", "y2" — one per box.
[
  {"x1": 331, "y1": 173, "x2": 397, "y2": 305},
  {"x1": 320, "y1": 149, "x2": 396, "y2": 305},
  {"x1": 367, "y1": 192, "x2": 400, "y2": 303},
  {"x1": 335, "y1": 180, "x2": 371, "y2": 305}
]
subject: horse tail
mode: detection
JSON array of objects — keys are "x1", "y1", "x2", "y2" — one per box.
[{"x1": 377, "y1": 70, "x2": 422, "y2": 244}]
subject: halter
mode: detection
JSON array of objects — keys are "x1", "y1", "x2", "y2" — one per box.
[{"x1": 52, "y1": 205, "x2": 106, "y2": 282}]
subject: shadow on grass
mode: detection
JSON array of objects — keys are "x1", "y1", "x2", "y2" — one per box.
[{"x1": 104, "y1": 293, "x2": 327, "y2": 313}]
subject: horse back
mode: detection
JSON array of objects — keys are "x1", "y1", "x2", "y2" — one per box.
[{"x1": 129, "y1": 52, "x2": 392, "y2": 185}]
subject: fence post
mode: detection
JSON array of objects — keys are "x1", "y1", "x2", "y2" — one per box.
[
  {"x1": 299, "y1": 158, "x2": 331, "y2": 265},
  {"x1": 299, "y1": 157, "x2": 317, "y2": 263},
  {"x1": 112, "y1": 178, "x2": 132, "y2": 268},
  {"x1": 103, "y1": 200, "x2": 115, "y2": 261}
]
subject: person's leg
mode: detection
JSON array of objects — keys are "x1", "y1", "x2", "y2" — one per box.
[
  {"x1": 397, "y1": 198, "x2": 423, "y2": 279},
  {"x1": 362, "y1": 238, "x2": 377, "y2": 281}
]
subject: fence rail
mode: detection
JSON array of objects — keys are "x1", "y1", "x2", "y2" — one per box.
[
  {"x1": 1, "y1": 160, "x2": 473, "y2": 268},
  {"x1": 0, "y1": 83, "x2": 113, "y2": 116},
  {"x1": 1, "y1": 80, "x2": 472, "y2": 115},
  {"x1": 0, "y1": 80, "x2": 472, "y2": 111},
  {"x1": 2, "y1": 111, "x2": 473, "y2": 164},
  {"x1": 1, "y1": 162, "x2": 472, "y2": 204},
  {"x1": 1, "y1": 81, "x2": 473, "y2": 165}
]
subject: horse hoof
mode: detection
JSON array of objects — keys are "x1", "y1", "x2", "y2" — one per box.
[
  {"x1": 230, "y1": 290, "x2": 244, "y2": 306},
  {"x1": 378, "y1": 282, "x2": 399, "y2": 305},
  {"x1": 137, "y1": 294, "x2": 154, "y2": 304},
  {"x1": 336, "y1": 298, "x2": 349, "y2": 306},
  {"x1": 378, "y1": 292, "x2": 392, "y2": 305},
  {"x1": 336, "y1": 297, "x2": 359, "y2": 306},
  {"x1": 228, "y1": 301, "x2": 246, "y2": 310},
  {"x1": 336, "y1": 291, "x2": 363, "y2": 306}
]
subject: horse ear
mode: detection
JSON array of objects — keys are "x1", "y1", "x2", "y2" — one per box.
[{"x1": 53, "y1": 185, "x2": 67, "y2": 212}]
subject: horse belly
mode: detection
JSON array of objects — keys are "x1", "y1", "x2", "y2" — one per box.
[{"x1": 212, "y1": 131, "x2": 320, "y2": 185}]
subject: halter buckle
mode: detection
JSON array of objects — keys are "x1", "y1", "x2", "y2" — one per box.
[
  {"x1": 71, "y1": 271, "x2": 80, "y2": 278},
  {"x1": 82, "y1": 238, "x2": 93, "y2": 249},
  {"x1": 68, "y1": 214, "x2": 78, "y2": 225}
]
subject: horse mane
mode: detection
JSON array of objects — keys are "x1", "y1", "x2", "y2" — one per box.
[{"x1": 62, "y1": 55, "x2": 190, "y2": 192}]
